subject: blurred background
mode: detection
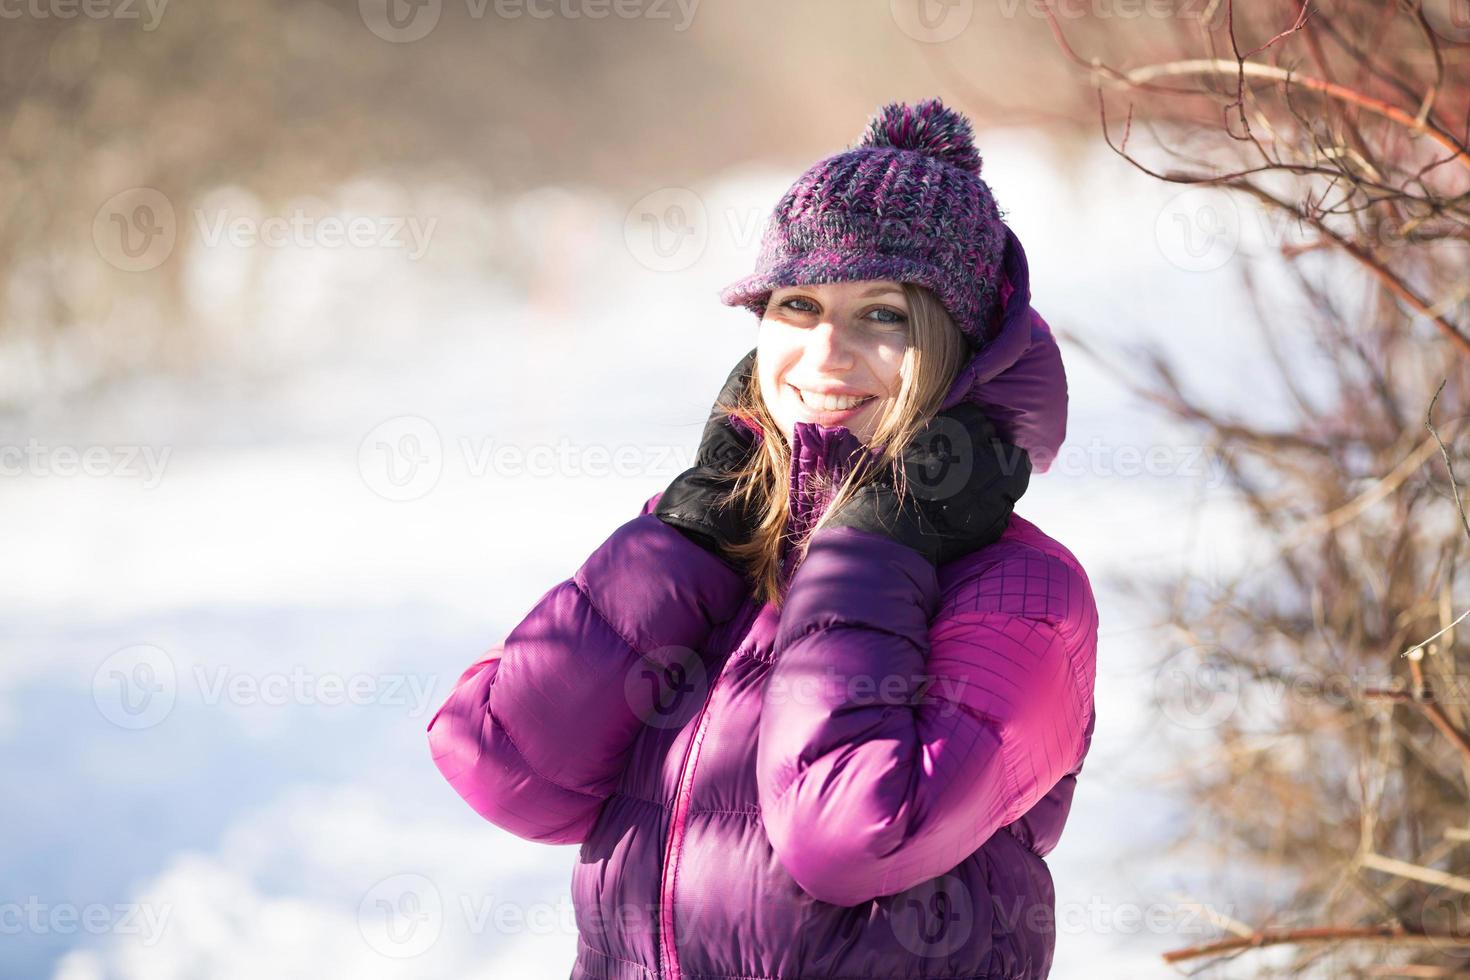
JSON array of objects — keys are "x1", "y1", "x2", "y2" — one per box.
[{"x1": 6, "y1": 1, "x2": 1470, "y2": 977}]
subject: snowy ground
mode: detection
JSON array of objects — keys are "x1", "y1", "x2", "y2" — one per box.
[{"x1": 3, "y1": 128, "x2": 1313, "y2": 979}]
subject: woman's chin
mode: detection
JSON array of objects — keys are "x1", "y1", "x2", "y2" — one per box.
[{"x1": 779, "y1": 412, "x2": 874, "y2": 446}]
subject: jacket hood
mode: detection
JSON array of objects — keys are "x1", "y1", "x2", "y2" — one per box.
[{"x1": 937, "y1": 222, "x2": 1067, "y2": 474}]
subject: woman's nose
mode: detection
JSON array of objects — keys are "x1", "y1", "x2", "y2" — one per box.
[{"x1": 801, "y1": 320, "x2": 855, "y2": 369}]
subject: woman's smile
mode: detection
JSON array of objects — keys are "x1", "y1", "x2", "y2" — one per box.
[
  {"x1": 792, "y1": 384, "x2": 874, "y2": 408},
  {"x1": 786, "y1": 383, "x2": 878, "y2": 424}
]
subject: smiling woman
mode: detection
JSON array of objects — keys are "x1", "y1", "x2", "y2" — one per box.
[
  {"x1": 428, "y1": 96, "x2": 1098, "y2": 980},
  {"x1": 759, "y1": 278, "x2": 969, "y2": 446}
]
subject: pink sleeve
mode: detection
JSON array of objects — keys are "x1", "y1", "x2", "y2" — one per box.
[
  {"x1": 427, "y1": 492, "x2": 748, "y2": 844},
  {"x1": 756, "y1": 526, "x2": 1097, "y2": 906}
]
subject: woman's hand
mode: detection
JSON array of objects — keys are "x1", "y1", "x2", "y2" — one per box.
[
  {"x1": 654, "y1": 348, "x2": 761, "y2": 566},
  {"x1": 824, "y1": 402, "x2": 1030, "y2": 567}
]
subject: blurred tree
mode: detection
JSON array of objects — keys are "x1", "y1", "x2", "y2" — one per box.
[{"x1": 1042, "y1": 0, "x2": 1470, "y2": 974}]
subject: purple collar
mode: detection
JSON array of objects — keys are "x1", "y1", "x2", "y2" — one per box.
[{"x1": 778, "y1": 420, "x2": 874, "y2": 581}]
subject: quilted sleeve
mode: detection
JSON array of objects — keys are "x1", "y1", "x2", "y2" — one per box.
[
  {"x1": 427, "y1": 492, "x2": 747, "y2": 844},
  {"x1": 1002, "y1": 707, "x2": 1096, "y2": 859},
  {"x1": 756, "y1": 525, "x2": 1098, "y2": 906}
]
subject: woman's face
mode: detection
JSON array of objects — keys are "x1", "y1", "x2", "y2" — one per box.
[{"x1": 756, "y1": 279, "x2": 910, "y2": 446}]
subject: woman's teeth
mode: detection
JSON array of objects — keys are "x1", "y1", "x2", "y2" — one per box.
[{"x1": 796, "y1": 388, "x2": 874, "y2": 412}]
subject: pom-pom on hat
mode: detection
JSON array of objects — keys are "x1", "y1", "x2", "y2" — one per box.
[{"x1": 718, "y1": 97, "x2": 1007, "y2": 348}]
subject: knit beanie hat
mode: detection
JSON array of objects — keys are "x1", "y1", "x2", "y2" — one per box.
[{"x1": 718, "y1": 97, "x2": 1007, "y2": 348}]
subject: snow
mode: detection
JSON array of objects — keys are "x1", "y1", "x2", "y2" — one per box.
[{"x1": 4, "y1": 127, "x2": 1305, "y2": 978}]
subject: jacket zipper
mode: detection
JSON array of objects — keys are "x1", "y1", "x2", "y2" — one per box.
[{"x1": 657, "y1": 603, "x2": 758, "y2": 980}]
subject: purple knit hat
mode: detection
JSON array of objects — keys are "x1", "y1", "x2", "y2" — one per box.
[{"x1": 719, "y1": 97, "x2": 1007, "y2": 347}]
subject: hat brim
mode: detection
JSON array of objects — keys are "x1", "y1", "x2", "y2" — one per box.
[{"x1": 718, "y1": 252, "x2": 949, "y2": 319}]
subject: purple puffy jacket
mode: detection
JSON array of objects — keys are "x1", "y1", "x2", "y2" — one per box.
[{"x1": 427, "y1": 225, "x2": 1100, "y2": 979}]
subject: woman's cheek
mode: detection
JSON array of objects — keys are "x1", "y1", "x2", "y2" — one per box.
[{"x1": 866, "y1": 346, "x2": 905, "y2": 398}]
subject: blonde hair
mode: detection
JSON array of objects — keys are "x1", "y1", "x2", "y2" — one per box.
[{"x1": 714, "y1": 282, "x2": 972, "y2": 607}]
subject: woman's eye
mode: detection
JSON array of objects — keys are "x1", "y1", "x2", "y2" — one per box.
[
  {"x1": 778, "y1": 297, "x2": 818, "y2": 313},
  {"x1": 867, "y1": 307, "x2": 909, "y2": 327},
  {"x1": 775, "y1": 297, "x2": 906, "y2": 329}
]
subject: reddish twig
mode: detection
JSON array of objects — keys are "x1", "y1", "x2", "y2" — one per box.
[{"x1": 1163, "y1": 924, "x2": 1470, "y2": 965}]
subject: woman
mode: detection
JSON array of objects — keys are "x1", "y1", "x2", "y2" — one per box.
[{"x1": 427, "y1": 98, "x2": 1099, "y2": 979}]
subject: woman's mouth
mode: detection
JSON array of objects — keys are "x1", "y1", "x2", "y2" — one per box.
[{"x1": 788, "y1": 384, "x2": 876, "y2": 421}]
